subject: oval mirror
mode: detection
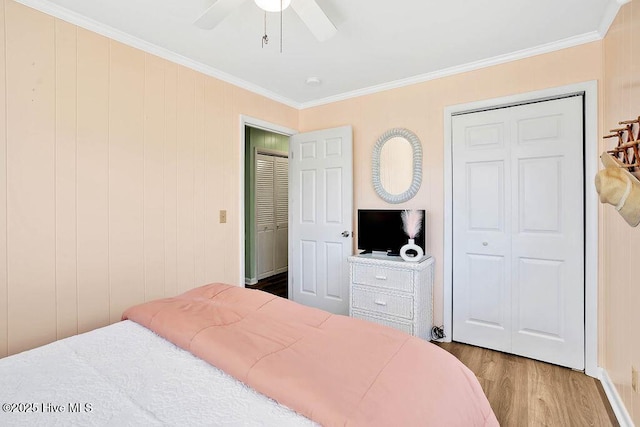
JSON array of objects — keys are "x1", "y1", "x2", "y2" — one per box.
[
  {"x1": 372, "y1": 128, "x2": 422, "y2": 204},
  {"x1": 380, "y1": 137, "x2": 413, "y2": 195}
]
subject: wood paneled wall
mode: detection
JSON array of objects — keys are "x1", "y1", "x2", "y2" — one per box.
[
  {"x1": 602, "y1": 1, "x2": 640, "y2": 422},
  {"x1": 0, "y1": 0, "x2": 298, "y2": 356},
  {"x1": 298, "y1": 41, "x2": 603, "y2": 329}
]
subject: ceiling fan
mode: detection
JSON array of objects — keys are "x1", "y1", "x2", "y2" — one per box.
[{"x1": 194, "y1": 0, "x2": 337, "y2": 42}]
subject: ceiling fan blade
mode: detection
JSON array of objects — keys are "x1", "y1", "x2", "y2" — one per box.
[
  {"x1": 194, "y1": 0, "x2": 248, "y2": 30},
  {"x1": 291, "y1": 0, "x2": 337, "y2": 42}
]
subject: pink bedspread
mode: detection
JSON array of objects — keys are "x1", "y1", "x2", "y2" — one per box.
[{"x1": 123, "y1": 284, "x2": 498, "y2": 427}]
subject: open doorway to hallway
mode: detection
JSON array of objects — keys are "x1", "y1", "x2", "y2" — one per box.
[{"x1": 243, "y1": 126, "x2": 289, "y2": 299}]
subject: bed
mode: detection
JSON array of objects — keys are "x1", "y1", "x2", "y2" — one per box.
[{"x1": 0, "y1": 284, "x2": 498, "y2": 426}]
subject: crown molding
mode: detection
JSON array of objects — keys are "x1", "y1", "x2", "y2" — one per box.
[
  {"x1": 299, "y1": 31, "x2": 602, "y2": 109},
  {"x1": 12, "y1": 0, "x2": 302, "y2": 109},
  {"x1": 598, "y1": 0, "x2": 630, "y2": 37},
  {"x1": 12, "y1": 0, "x2": 619, "y2": 112}
]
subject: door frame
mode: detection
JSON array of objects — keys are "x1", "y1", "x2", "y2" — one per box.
[
  {"x1": 239, "y1": 115, "x2": 297, "y2": 290},
  {"x1": 443, "y1": 81, "x2": 599, "y2": 377}
]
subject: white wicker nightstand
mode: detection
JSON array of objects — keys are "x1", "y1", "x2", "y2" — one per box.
[{"x1": 348, "y1": 254, "x2": 434, "y2": 340}]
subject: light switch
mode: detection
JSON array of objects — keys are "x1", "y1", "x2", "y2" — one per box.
[{"x1": 219, "y1": 210, "x2": 227, "y2": 223}]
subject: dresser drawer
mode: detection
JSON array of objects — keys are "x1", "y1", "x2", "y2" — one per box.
[
  {"x1": 351, "y1": 309, "x2": 414, "y2": 335},
  {"x1": 352, "y1": 264, "x2": 413, "y2": 292},
  {"x1": 351, "y1": 286, "x2": 413, "y2": 320}
]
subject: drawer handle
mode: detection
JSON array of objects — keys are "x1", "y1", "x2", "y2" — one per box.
[
  {"x1": 374, "y1": 275, "x2": 387, "y2": 280},
  {"x1": 374, "y1": 300, "x2": 387, "y2": 306}
]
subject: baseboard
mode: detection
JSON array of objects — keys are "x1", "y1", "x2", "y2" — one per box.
[
  {"x1": 600, "y1": 368, "x2": 635, "y2": 427},
  {"x1": 245, "y1": 277, "x2": 258, "y2": 286}
]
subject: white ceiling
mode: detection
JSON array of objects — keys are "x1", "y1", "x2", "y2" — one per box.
[{"x1": 18, "y1": 0, "x2": 623, "y2": 108}]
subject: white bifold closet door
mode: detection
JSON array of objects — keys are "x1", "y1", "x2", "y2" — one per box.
[
  {"x1": 452, "y1": 96, "x2": 584, "y2": 370},
  {"x1": 256, "y1": 154, "x2": 288, "y2": 280}
]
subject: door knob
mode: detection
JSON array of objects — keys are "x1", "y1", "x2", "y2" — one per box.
[
  {"x1": 482, "y1": 242, "x2": 488, "y2": 246},
  {"x1": 341, "y1": 231, "x2": 351, "y2": 237}
]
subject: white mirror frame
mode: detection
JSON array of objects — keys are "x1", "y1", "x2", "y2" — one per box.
[{"x1": 372, "y1": 128, "x2": 423, "y2": 204}]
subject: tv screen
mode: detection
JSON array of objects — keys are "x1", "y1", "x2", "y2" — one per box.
[{"x1": 357, "y1": 209, "x2": 426, "y2": 256}]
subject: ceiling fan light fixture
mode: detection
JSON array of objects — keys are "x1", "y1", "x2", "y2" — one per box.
[{"x1": 254, "y1": 0, "x2": 291, "y2": 13}]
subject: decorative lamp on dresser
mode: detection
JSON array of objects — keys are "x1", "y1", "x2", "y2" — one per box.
[{"x1": 348, "y1": 254, "x2": 434, "y2": 340}]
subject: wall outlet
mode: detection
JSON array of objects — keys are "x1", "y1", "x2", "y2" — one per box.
[
  {"x1": 219, "y1": 210, "x2": 227, "y2": 224},
  {"x1": 633, "y1": 366, "x2": 638, "y2": 393}
]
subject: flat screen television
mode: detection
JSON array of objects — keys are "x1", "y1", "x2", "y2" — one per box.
[{"x1": 357, "y1": 209, "x2": 426, "y2": 256}]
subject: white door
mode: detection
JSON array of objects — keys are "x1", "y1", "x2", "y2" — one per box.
[
  {"x1": 290, "y1": 126, "x2": 353, "y2": 314},
  {"x1": 256, "y1": 154, "x2": 288, "y2": 279},
  {"x1": 452, "y1": 96, "x2": 585, "y2": 370},
  {"x1": 274, "y1": 157, "x2": 288, "y2": 274},
  {"x1": 256, "y1": 154, "x2": 275, "y2": 279}
]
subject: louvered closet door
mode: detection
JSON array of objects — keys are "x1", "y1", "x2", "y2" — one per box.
[
  {"x1": 275, "y1": 157, "x2": 289, "y2": 274},
  {"x1": 256, "y1": 154, "x2": 276, "y2": 279},
  {"x1": 452, "y1": 96, "x2": 584, "y2": 370}
]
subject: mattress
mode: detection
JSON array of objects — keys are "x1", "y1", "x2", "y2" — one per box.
[
  {"x1": 123, "y1": 283, "x2": 498, "y2": 426},
  {"x1": 0, "y1": 320, "x2": 316, "y2": 427}
]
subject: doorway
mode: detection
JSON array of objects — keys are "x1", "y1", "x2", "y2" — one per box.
[
  {"x1": 443, "y1": 81, "x2": 600, "y2": 377},
  {"x1": 239, "y1": 116, "x2": 296, "y2": 301},
  {"x1": 244, "y1": 126, "x2": 290, "y2": 297},
  {"x1": 238, "y1": 118, "x2": 353, "y2": 314}
]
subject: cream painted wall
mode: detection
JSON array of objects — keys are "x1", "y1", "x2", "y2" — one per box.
[
  {"x1": 0, "y1": 0, "x2": 297, "y2": 356},
  {"x1": 602, "y1": 1, "x2": 640, "y2": 422},
  {"x1": 0, "y1": 4, "x2": 626, "y2": 407},
  {"x1": 299, "y1": 42, "x2": 603, "y2": 335}
]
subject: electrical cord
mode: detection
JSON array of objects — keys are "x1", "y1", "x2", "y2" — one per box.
[{"x1": 431, "y1": 325, "x2": 445, "y2": 340}]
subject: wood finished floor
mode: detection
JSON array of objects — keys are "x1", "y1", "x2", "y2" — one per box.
[
  {"x1": 246, "y1": 272, "x2": 288, "y2": 299},
  {"x1": 245, "y1": 278, "x2": 616, "y2": 426},
  {"x1": 436, "y1": 342, "x2": 618, "y2": 427}
]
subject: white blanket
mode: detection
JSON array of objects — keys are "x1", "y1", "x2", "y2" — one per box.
[{"x1": 0, "y1": 320, "x2": 316, "y2": 426}]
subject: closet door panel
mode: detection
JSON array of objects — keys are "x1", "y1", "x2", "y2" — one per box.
[
  {"x1": 256, "y1": 155, "x2": 275, "y2": 279},
  {"x1": 275, "y1": 157, "x2": 289, "y2": 274}
]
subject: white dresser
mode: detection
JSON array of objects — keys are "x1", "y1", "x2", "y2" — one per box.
[{"x1": 348, "y1": 254, "x2": 434, "y2": 340}]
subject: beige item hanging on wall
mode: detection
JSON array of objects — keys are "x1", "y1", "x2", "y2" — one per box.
[{"x1": 595, "y1": 152, "x2": 640, "y2": 227}]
